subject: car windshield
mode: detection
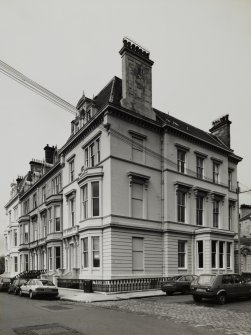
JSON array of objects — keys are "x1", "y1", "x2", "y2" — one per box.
[
  {"x1": 177, "y1": 276, "x2": 185, "y2": 281},
  {"x1": 37, "y1": 280, "x2": 55, "y2": 286},
  {"x1": 198, "y1": 275, "x2": 216, "y2": 285}
]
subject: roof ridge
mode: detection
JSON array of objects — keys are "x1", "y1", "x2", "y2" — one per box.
[
  {"x1": 109, "y1": 77, "x2": 116, "y2": 103},
  {"x1": 153, "y1": 108, "x2": 233, "y2": 153},
  {"x1": 94, "y1": 77, "x2": 115, "y2": 101}
]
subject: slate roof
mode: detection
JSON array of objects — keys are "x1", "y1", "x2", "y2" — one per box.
[
  {"x1": 76, "y1": 76, "x2": 235, "y2": 154},
  {"x1": 93, "y1": 76, "x2": 122, "y2": 109},
  {"x1": 154, "y1": 108, "x2": 232, "y2": 152}
]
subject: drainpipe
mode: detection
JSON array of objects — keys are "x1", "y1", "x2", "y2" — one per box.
[
  {"x1": 237, "y1": 181, "x2": 241, "y2": 274},
  {"x1": 160, "y1": 134, "x2": 164, "y2": 276}
]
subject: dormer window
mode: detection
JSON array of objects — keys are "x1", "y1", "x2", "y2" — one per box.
[{"x1": 86, "y1": 110, "x2": 91, "y2": 122}]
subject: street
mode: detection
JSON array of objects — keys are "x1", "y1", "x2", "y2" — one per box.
[{"x1": 1, "y1": 292, "x2": 251, "y2": 335}]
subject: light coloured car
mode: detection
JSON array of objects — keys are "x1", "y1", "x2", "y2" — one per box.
[{"x1": 19, "y1": 278, "x2": 59, "y2": 299}]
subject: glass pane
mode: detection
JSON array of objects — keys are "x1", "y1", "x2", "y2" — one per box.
[
  {"x1": 83, "y1": 238, "x2": 88, "y2": 251},
  {"x1": 55, "y1": 247, "x2": 60, "y2": 257},
  {"x1": 93, "y1": 251, "x2": 100, "y2": 267},
  {"x1": 93, "y1": 198, "x2": 99, "y2": 216},
  {"x1": 92, "y1": 237, "x2": 99, "y2": 250},
  {"x1": 92, "y1": 182, "x2": 99, "y2": 197},
  {"x1": 54, "y1": 206, "x2": 60, "y2": 217}
]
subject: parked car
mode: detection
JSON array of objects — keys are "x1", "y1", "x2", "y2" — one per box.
[
  {"x1": 241, "y1": 272, "x2": 251, "y2": 283},
  {"x1": 161, "y1": 275, "x2": 198, "y2": 295},
  {"x1": 0, "y1": 277, "x2": 11, "y2": 292},
  {"x1": 8, "y1": 278, "x2": 28, "y2": 295},
  {"x1": 191, "y1": 273, "x2": 251, "y2": 305},
  {"x1": 19, "y1": 279, "x2": 59, "y2": 299}
]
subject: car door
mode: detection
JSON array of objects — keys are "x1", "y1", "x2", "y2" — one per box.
[
  {"x1": 221, "y1": 275, "x2": 236, "y2": 297},
  {"x1": 24, "y1": 280, "x2": 31, "y2": 293},
  {"x1": 233, "y1": 274, "x2": 247, "y2": 296}
]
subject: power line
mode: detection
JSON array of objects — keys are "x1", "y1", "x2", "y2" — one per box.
[
  {"x1": 0, "y1": 58, "x2": 241, "y2": 190},
  {"x1": 0, "y1": 59, "x2": 77, "y2": 116}
]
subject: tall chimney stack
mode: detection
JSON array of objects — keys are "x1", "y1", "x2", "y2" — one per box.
[
  {"x1": 209, "y1": 114, "x2": 231, "y2": 148},
  {"x1": 119, "y1": 38, "x2": 155, "y2": 120},
  {"x1": 44, "y1": 145, "x2": 56, "y2": 164}
]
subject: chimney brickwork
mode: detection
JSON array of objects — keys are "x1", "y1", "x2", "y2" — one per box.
[
  {"x1": 44, "y1": 144, "x2": 56, "y2": 164},
  {"x1": 209, "y1": 114, "x2": 231, "y2": 148},
  {"x1": 119, "y1": 38, "x2": 155, "y2": 121}
]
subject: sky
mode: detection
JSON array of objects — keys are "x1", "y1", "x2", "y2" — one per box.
[{"x1": 0, "y1": 0, "x2": 251, "y2": 255}]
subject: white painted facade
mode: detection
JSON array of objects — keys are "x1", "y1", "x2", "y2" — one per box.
[{"x1": 3, "y1": 39, "x2": 242, "y2": 289}]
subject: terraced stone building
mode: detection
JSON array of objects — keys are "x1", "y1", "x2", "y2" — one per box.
[{"x1": 3, "y1": 39, "x2": 242, "y2": 291}]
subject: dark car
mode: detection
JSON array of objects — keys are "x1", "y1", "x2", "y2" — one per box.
[
  {"x1": 191, "y1": 273, "x2": 251, "y2": 305},
  {"x1": 241, "y1": 272, "x2": 251, "y2": 282},
  {"x1": 161, "y1": 275, "x2": 198, "y2": 295},
  {"x1": 8, "y1": 279, "x2": 28, "y2": 295},
  {"x1": 0, "y1": 277, "x2": 12, "y2": 292}
]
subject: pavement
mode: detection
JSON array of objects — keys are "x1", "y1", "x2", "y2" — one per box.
[{"x1": 59, "y1": 288, "x2": 165, "y2": 303}]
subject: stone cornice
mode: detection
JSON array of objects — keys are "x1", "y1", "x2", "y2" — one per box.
[
  {"x1": 4, "y1": 193, "x2": 19, "y2": 209},
  {"x1": 19, "y1": 162, "x2": 62, "y2": 201}
]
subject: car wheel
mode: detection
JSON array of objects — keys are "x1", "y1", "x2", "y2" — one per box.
[
  {"x1": 217, "y1": 293, "x2": 226, "y2": 305},
  {"x1": 19, "y1": 289, "x2": 23, "y2": 297},
  {"x1": 29, "y1": 291, "x2": 34, "y2": 299},
  {"x1": 166, "y1": 292, "x2": 173, "y2": 296},
  {"x1": 193, "y1": 295, "x2": 202, "y2": 303},
  {"x1": 182, "y1": 287, "x2": 189, "y2": 294}
]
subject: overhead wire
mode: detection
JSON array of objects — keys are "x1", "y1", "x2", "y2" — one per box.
[
  {"x1": 0, "y1": 58, "x2": 241, "y2": 189},
  {"x1": 0, "y1": 59, "x2": 77, "y2": 115}
]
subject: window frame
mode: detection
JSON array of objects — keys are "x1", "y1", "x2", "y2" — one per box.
[
  {"x1": 196, "y1": 195, "x2": 204, "y2": 226},
  {"x1": 69, "y1": 197, "x2": 76, "y2": 227},
  {"x1": 81, "y1": 184, "x2": 88, "y2": 220},
  {"x1": 177, "y1": 190, "x2": 186, "y2": 223},
  {"x1": 197, "y1": 241, "x2": 204, "y2": 269},
  {"x1": 54, "y1": 206, "x2": 61, "y2": 232},
  {"x1": 55, "y1": 246, "x2": 61, "y2": 269},
  {"x1": 178, "y1": 240, "x2": 187, "y2": 269},
  {"x1": 196, "y1": 156, "x2": 204, "y2": 179},
  {"x1": 219, "y1": 241, "x2": 224, "y2": 269},
  {"x1": 177, "y1": 149, "x2": 186, "y2": 174},
  {"x1": 131, "y1": 182, "x2": 143, "y2": 219},
  {"x1": 91, "y1": 181, "x2": 100, "y2": 217},
  {"x1": 82, "y1": 237, "x2": 89, "y2": 268},
  {"x1": 132, "y1": 237, "x2": 144, "y2": 271},
  {"x1": 213, "y1": 162, "x2": 220, "y2": 184},
  {"x1": 211, "y1": 240, "x2": 217, "y2": 269},
  {"x1": 213, "y1": 199, "x2": 220, "y2": 228},
  {"x1": 69, "y1": 159, "x2": 75, "y2": 183},
  {"x1": 92, "y1": 236, "x2": 100, "y2": 268}
]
